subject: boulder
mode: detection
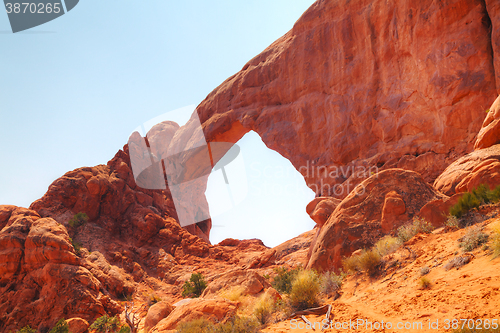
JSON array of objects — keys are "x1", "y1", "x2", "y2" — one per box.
[
  {"x1": 150, "y1": 299, "x2": 238, "y2": 332},
  {"x1": 66, "y1": 318, "x2": 89, "y2": 333},
  {"x1": 306, "y1": 197, "x2": 341, "y2": 226},
  {"x1": 202, "y1": 269, "x2": 270, "y2": 297},
  {"x1": 144, "y1": 301, "x2": 175, "y2": 333},
  {"x1": 434, "y1": 145, "x2": 500, "y2": 195},
  {"x1": 306, "y1": 169, "x2": 446, "y2": 271}
]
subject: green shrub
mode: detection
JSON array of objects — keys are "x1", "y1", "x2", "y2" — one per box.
[
  {"x1": 271, "y1": 266, "x2": 301, "y2": 294},
  {"x1": 49, "y1": 319, "x2": 69, "y2": 333},
  {"x1": 459, "y1": 226, "x2": 489, "y2": 252},
  {"x1": 397, "y1": 217, "x2": 434, "y2": 243},
  {"x1": 68, "y1": 212, "x2": 88, "y2": 228},
  {"x1": 182, "y1": 273, "x2": 207, "y2": 298},
  {"x1": 320, "y1": 271, "x2": 345, "y2": 296},
  {"x1": 16, "y1": 326, "x2": 36, "y2": 333},
  {"x1": 374, "y1": 236, "x2": 402, "y2": 256},
  {"x1": 418, "y1": 276, "x2": 431, "y2": 289},
  {"x1": 450, "y1": 184, "x2": 500, "y2": 218},
  {"x1": 89, "y1": 315, "x2": 122, "y2": 333},
  {"x1": 289, "y1": 270, "x2": 321, "y2": 311}
]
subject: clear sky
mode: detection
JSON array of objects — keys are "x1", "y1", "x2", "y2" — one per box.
[{"x1": 0, "y1": 0, "x2": 317, "y2": 247}]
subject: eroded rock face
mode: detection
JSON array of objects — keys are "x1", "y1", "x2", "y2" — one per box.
[
  {"x1": 201, "y1": 269, "x2": 270, "y2": 297},
  {"x1": 306, "y1": 197, "x2": 341, "y2": 226},
  {"x1": 0, "y1": 208, "x2": 106, "y2": 332},
  {"x1": 170, "y1": 0, "x2": 500, "y2": 199},
  {"x1": 434, "y1": 144, "x2": 500, "y2": 195},
  {"x1": 306, "y1": 169, "x2": 446, "y2": 271},
  {"x1": 476, "y1": 95, "x2": 500, "y2": 150}
]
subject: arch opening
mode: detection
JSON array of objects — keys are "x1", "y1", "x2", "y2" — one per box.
[{"x1": 206, "y1": 130, "x2": 316, "y2": 247}]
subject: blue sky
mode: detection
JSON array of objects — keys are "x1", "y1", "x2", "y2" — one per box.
[{"x1": 0, "y1": 0, "x2": 316, "y2": 247}]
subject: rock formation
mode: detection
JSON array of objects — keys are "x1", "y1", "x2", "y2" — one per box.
[{"x1": 306, "y1": 169, "x2": 447, "y2": 271}]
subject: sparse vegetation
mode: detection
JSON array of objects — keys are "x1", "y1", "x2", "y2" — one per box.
[
  {"x1": 397, "y1": 217, "x2": 434, "y2": 243},
  {"x1": 374, "y1": 235, "x2": 402, "y2": 256},
  {"x1": 444, "y1": 255, "x2": 471, "y2": 271},
  {"x1": 271, "y1": 266, "x2": 301, "y2": 294},
  {"x1": 253, "y1": 294, "x2": 274, "y2": 324},
  {"x1": 450, "y1": 184, "x2": 500, "y2": 218},
  {"x1": 288, "y1": 269, "x2": 321, "y2": 311},
  {"x1": 176, "y1": 316, "x2": 260, "y2": 333},
  {"x1": 420, "y1": 266, "x2": 430, "y2": 276},
  {"x1": 48, "y1": 319, "x2": 69, "y2": 333},
  {"x1": 445, "y1": 215, "x2": 461, "y2": 229},
  {"x1": 147, "y1": 293, "x2": 162, "y2": 307},
  {"x1": 320, "y1": 270, "x2": 345, "y2": 296},
  {"x1": 90, "y1": 315, "x2": 122, "y2": 333},
  {"x1": 459, "y1": 226, "x2": 489, "y2": 252},
  {"x1": 68, "y1": 212, "x2": 88, "y2": 228},
  {"x1": 342, "y1": 249, "x2": 381, "y2": 276},
  {"x1": 16, "y1": 326, "x2": 36, "y2": 333},
  {"x1": 182, "y1": 272, "x2": 207, "y2": 298},
  {"x1": 492, "y1": 225, "x2": 500, "y2": 259},
  {"x1": 69, "y1": 237, "x2": 82, "y2": 256},
  {"x1": 418, "y1": 276, "x2": 431, "y2": 289}
]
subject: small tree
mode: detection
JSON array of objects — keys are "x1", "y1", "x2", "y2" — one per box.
[
  {"x1": 49, "y1": 319, "x2": 69, "y2": 333},
  {"x1": 17, "y1": 326, "x2": 36, "y2": 333},
  {"x1": 182, "y1": 272, "x2": 207, "y2": 298},
  {"x1": 68, "y1": 212, "x2": 88, "y2": 228}
]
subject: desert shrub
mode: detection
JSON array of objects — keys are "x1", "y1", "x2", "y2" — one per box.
[
  {"x1": 218, "y1": 286, "x2": 243, "y2": 302},
  {"x1": 176, "y1": 316, "x2": 259, "y2": 333},
  {"x1": 253, "y1": 295, "x2": 274, "y2": 324},
  {"x1": 118, "y1": 326, "x2": 130, "y2": 333},
  {"x1": 69, "y1": 237, "x2": 82, "y2": 256},
  {"x1": 182, "y1": 273, "x2": 207, "y2": 298},
  {"x1": 445, "y1": 215, "x2": 461, "y2": 229},
  {"x1": 418, "y1": 276, "x2": 431, "y2": 289},
  {"x1": 459, "y1": 226, "x2": 489, "y2": 252},
  {"x1": 342, "y1": 249, "x2": 381, "y2": 276},
  {"x1": 49, "y1": 319, "x2": 69, "y2": 333},
  {"x1": 492, "y1": 225, "x2": 500, "y2": 259},
  {"x1": 320, "y1": 271, "x2": 345, "y2": 296},
  {"x1": 444, "y1": 256, "x2": 471, "y2": 271},
  {"x1": 90, "y1": 315, "x2": 122, "y2": 333},
  {"x1": 176, "y1": 318, "x2": 216, "y2": 333},
  {"x1": 271, "y1": 266, "x2": 301, "y2": 294},
  {"x1": 68, "y1": 212, "x2": 88, "y2": 228},
  {"x1": 450, "y1": 184, "x2": 500, "y2": 218},
  {"x1": 374, "y1": 236, "x2": 402, "y2": 256},
  {"x1": 420, "y1": 266, "x2": 430, "y2": 276},
  {"x1": 16, "y1": 326, "x2": 36, "y2": 333},
  {"x1": 397, "y1": 217, "x2": 434, "y2": 243},
  {"x1": 289, "y1": 270, "x2": 321, "y2": 311},
  {"x1": 215, "y1": 316, "x2": 259, "y2": 333},
  {"x1": 147, "y1": 293, "x2": 162, "y2": 306}
]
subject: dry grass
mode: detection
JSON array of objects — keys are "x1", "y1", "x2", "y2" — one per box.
[
  {"x1": 374, "y1": 236, "x2": 402, "y2": 256},
  {"x1": 459, "y1": 226, "x2": 489, "y2": 252},
  {"x1": 289, "y1": 270, "x2": 321, "y2": 311},
  {"x1": 418, "y1": 276, "x2": 431, "y2": 289}
]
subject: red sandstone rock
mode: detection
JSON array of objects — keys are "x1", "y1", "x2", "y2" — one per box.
[
  {"x1": 201, "y1": 269, "x2": 270, "y2": 297},
  {"x1": 306, "y1": 169, "x2": 446, "y2": 271},
  {"x1": 150, "y1": 299, "x2": 239, "y2": 332},
  {"x1": 434, "y1": 144, "x2": 500, "y2": 195},
  {"x1": 163, "y1": 0, "x2": 500, "y2": 201},
  {"x1": 306, "y1": 197, "x2": 341, "y2": 226},
  {"x1": 475, "y1": 95, "x2": 500, "y2": 149},
  {"x1": 144, "y1": 301, "x2": 175, "y2": 333},
  {"x1": 67, "y1": 318, "x2": 89, "y2": 333}
]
